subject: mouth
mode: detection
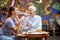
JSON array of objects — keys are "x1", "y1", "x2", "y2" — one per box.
[{"x1": 30, "y1": 12, "x2": 32, "y2": 14}]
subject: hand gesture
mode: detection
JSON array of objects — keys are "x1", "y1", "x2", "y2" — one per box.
[
  {"x1": 19, "y1": 16, "x2": 25, "y2": 24},
  {"x1": 29, "y1": 24, "x2": 33, "y2": 28}
]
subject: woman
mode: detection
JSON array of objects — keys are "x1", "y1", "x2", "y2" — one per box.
[{"x1": 0, "y1": 6, "x2": 24, "y2": 40}]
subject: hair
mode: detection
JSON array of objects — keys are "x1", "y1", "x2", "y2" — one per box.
[
  {"x1": 28, "y1": 6, "x2": 36, "y2": 11},
  {"x1": 26, "y1": 2, "x2": 34, "y2": 7},
  {"x1": 8, "y1": 6, "x2": 15, "y2": 17},
  {"x1": 57, "y1": 11, "x2": 60, "y2": 14},
  {"x1": 1, "y1": 7, "x2": 8, "y2": 12}
]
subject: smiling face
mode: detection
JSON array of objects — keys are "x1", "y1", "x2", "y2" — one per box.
[
  {"x1": 9, "y1": 6, "x2": 18, "y2": 18},
  {"x1": 28, "y1": 6, "x2": 36, "y2": 17},
  {"x1": 28, "y1": 8, "x2": 35, "y2": 17},
  {"x1": 12, "y1": 10, "x2": 18, "y2": 18}
]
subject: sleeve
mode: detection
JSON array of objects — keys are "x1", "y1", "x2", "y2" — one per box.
[
  {"x1": 37, "y1": 17, "x2": 42, "y2": 31},
  {"x1": 23, "y1": 18, "x2": 29, "y2": 30},
  {"x1": 6, "y1": 19, "x2": 16, "y2": 28}
]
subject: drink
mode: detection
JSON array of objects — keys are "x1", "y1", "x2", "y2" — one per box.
[{"x1": 36, "y1": 28, "x2": 40, "y2": 32}]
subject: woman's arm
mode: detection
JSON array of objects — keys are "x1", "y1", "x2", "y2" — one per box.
[{"x1": 14, "y1": 16, "x2": 25, "y2": 34}]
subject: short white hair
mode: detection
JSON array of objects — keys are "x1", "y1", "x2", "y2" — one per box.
[{"x1": 28, "y1": 6, "x2": 36, "y2": 11}]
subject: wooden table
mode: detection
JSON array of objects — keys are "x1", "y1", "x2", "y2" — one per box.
[{"x1": 16, "y1": 31, "x2": 49, "y2": 40}]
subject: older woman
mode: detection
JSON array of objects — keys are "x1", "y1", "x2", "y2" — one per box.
[
  {"x1": 23, "y1": 4, "x2": 42, "y2": 40},
  {"x1": 24, "y1": 5, "x2": 42, "y2": 31}
]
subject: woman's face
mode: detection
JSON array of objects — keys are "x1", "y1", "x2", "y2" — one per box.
[
  {"x1": 28, "y1": 8, "x2": 35, "y2": 17},
  {"x1": 12, "y1": 10, "x2": 18, "y2": 17}
]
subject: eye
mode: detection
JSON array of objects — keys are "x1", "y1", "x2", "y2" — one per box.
[{"x1": 29, "y1": 10, "x2": 31, "y2": 11}]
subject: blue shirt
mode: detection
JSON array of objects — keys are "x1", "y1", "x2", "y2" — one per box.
[
  {"x1": 1, "y1": 17, "x2": 18, "y2": 36},
  {"x1": 0, "y1": 12, "x2": 3, "y2": 21},
  {"x1": 23, "y1": 15, "x2": 42, "y2": 31},
  {"x1": 0, "y1": 12, "x2": 6, "y2": 22}
]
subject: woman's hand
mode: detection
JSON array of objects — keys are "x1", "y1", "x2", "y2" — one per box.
[
  {"x1": 17, "y1": 16, "x2": 25, "y2": 33},
  {"x1": 19, "y1": 16, "x2": 25, "y2": 24}
]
